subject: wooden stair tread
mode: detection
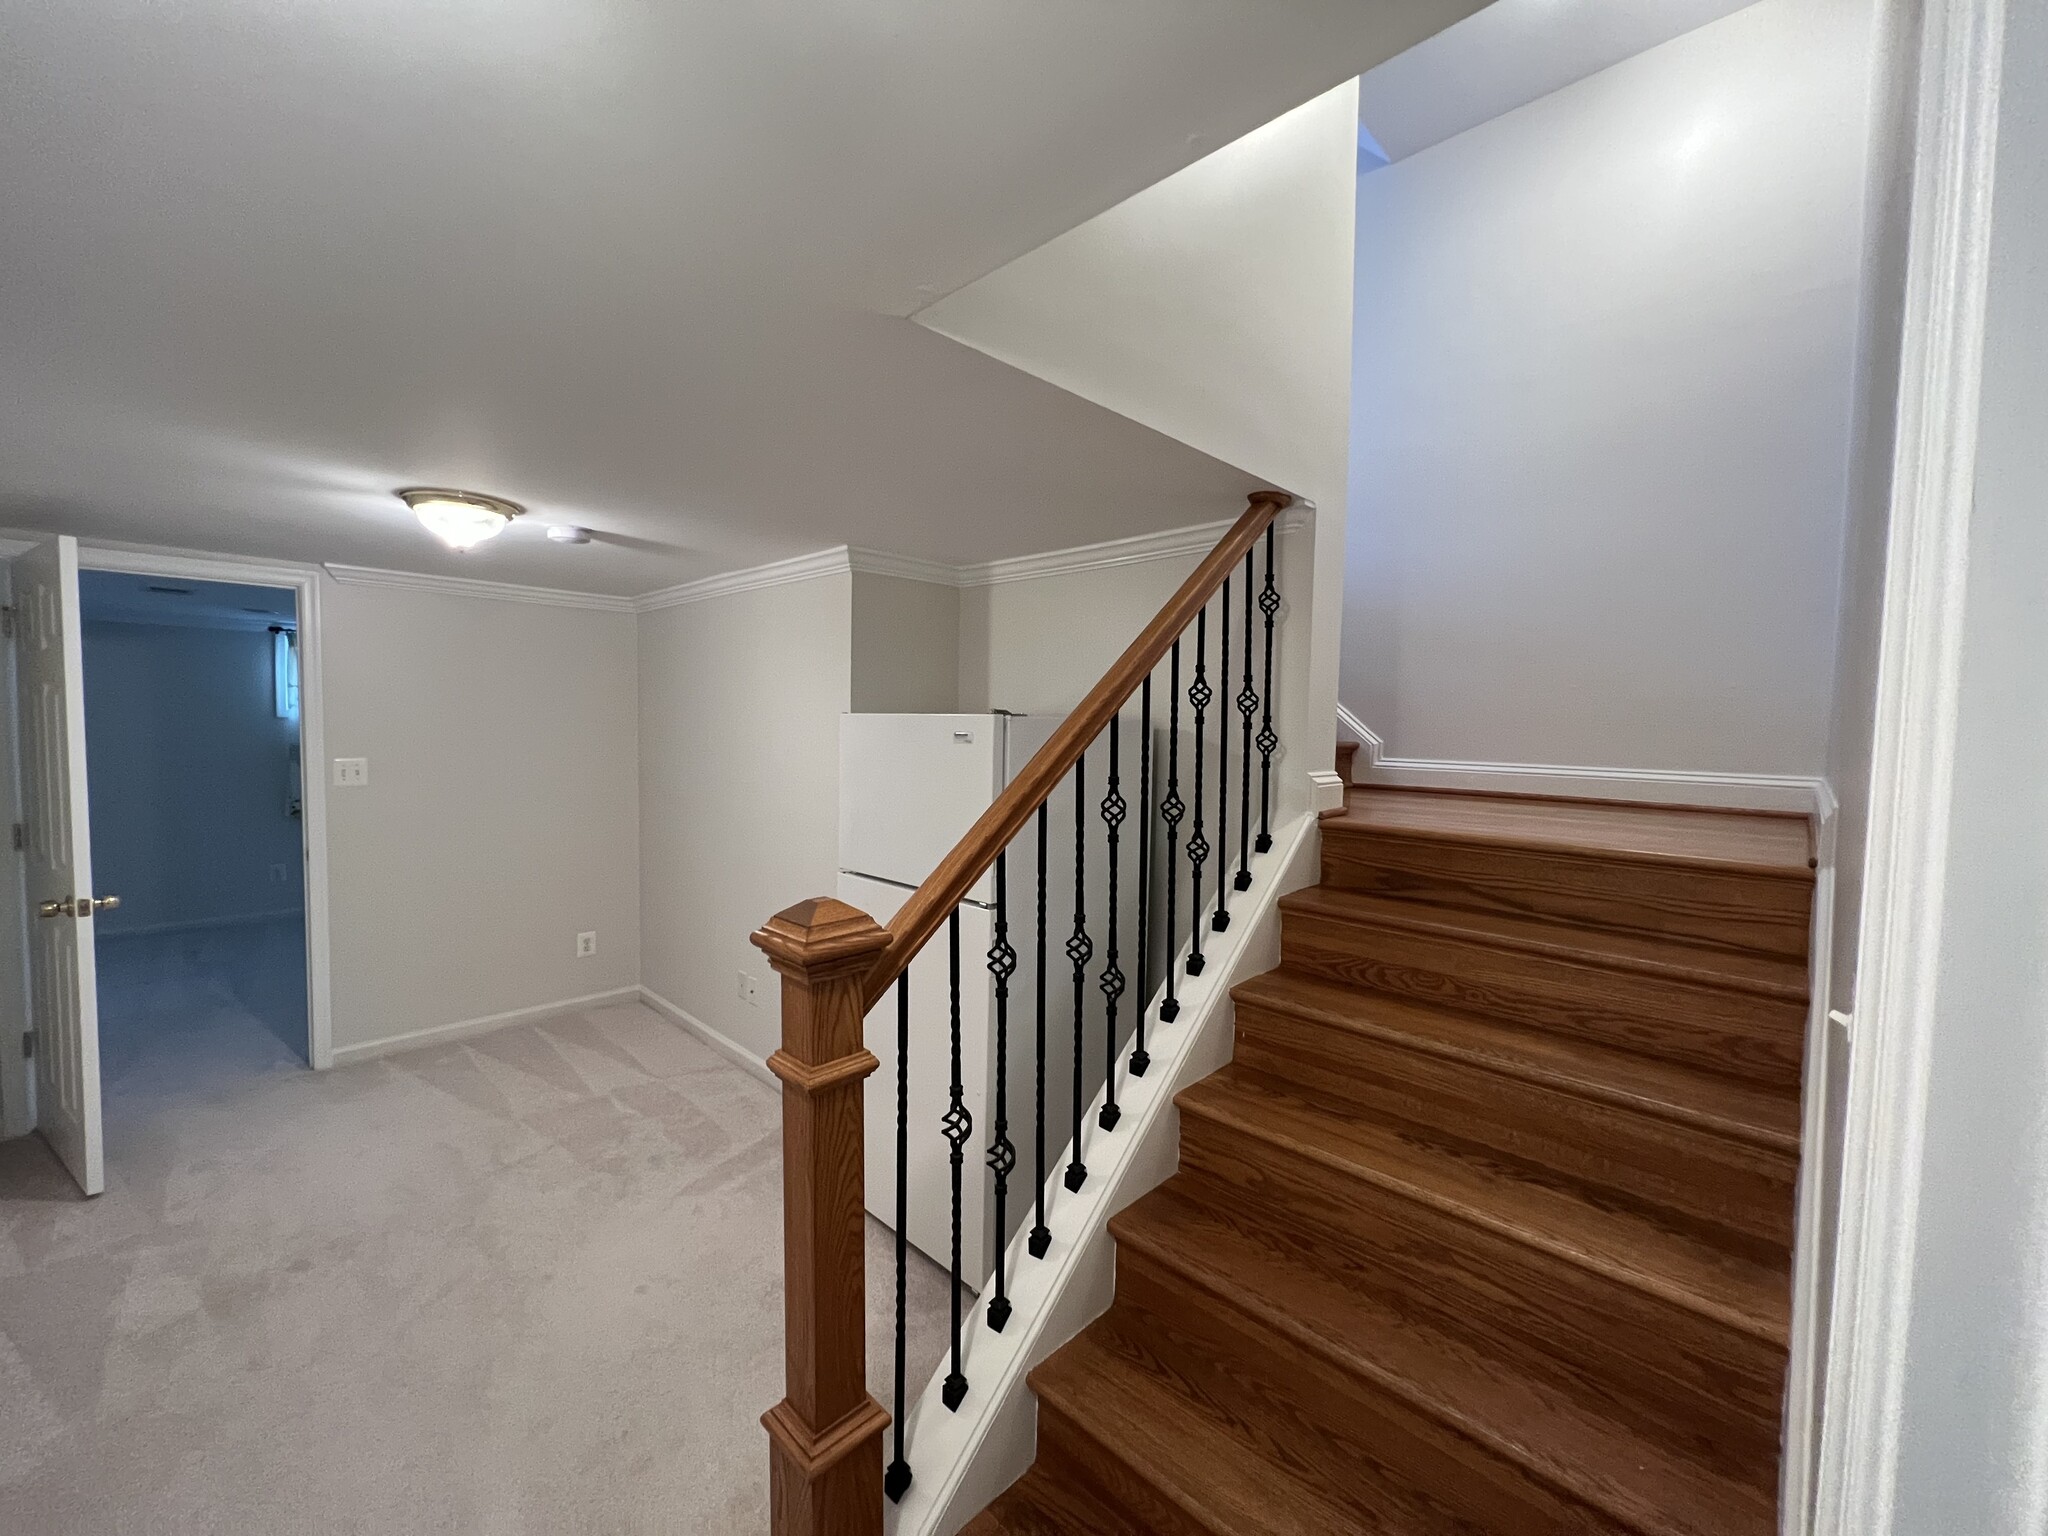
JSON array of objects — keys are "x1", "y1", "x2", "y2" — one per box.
[
  {"x1": 1330, "y1": 787, "x2": 1814, "y2": 877},
  {"x1": 1176, "y1": 1065, "x2": 1790, "y2": 1346},
  {"x1": 967, "y1": 1469, "x2": 1150, "y2": 1536},
  {"x1": 1280, "y1": 885, "x2": 1809, "y2": 1000},
  {"x1": 1111, "y1": 1181, "x2": 1777, "y2": 1535},
  {"x1": 1231, "y1": 969, "x2": 1800, "y2": 1152},
  {"x1": 1031, "y1": 1317, "x2": 1426, "y2": 1535}
]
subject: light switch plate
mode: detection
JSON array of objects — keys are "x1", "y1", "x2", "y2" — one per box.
[{"x1": 333, "y1": 757, "x2": 369, "y2": 788}]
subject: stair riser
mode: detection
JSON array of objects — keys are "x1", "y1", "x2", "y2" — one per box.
[
  {"x1": 1233, "y1": 1002, "x2": 1798, "y2": 1252},
  {"x1": 1110, "y1": 1251, "x2": 1646, "y2": 1535},
  {"x1": 1321, "y1": 829, "x2": 1813, "y2": 961},
  {"x1": 1280, "y1": 911, "x2": 1806, "y2": 1088},
  {"x1": 1176, "y1": 1115, "x2": 1789, "y2": 1471}
]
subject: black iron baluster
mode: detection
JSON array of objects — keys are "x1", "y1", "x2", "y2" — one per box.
[
  {"x1": 1160, "y1": 642, "x2": 1185, "y2": 1021},
  {"x1": 1256, "y1": 524, "x2": 1280, "y2": 854},
  {"x1": 1132, "y1": 676, "x2": 1154, "y2": 1075},
  {"x1": 1065, "y1": 755, "x2": 1092, "y2": 1191},
  {"x1": 985, "y1": 852, "x2": 1017, "y2": 1332},
  {"x1": 885, "y1": 972, "x2": 912, "y2": 1501},
  {"x1": 1213, "y1": 577, "x2": 1232, "y2": 933},
  {"x1": 1029, "y1": 803, "x2": 1051, "y2": 1258},
  {"x1": 941, "y1": 912, "x2": 970, "y2": 1411},
  {"x1": 1099, "y1": 712, "x2": 1126, "y2": 1130},
  {"x1": 1186, "y1": 606, "x2": 1212, "y2": 976},
  {"x1": 1236, "y1": 549, "x2": 1257, "y2": 891}
]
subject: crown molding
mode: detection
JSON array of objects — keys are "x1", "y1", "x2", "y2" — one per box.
[
  {"x1": 323, "y1": 563, "x2": 635, "y2": 613},
  {"x1": 845, "y1": 547, "x2": 964, "y2": 586},
  {"x1": 632, "y1": 546, "x2": 854, "y2": 613}
]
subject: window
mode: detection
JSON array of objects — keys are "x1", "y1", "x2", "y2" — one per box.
[{"x1": 273, "y1": 627, "x2": 299, "y2": 721}]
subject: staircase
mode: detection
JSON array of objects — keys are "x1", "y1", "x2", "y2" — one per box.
[{"x1": 966, "y1": 769, "x2": 1814, "y2": 1534}]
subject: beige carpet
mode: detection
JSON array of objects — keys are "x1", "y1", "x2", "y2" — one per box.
[{"x1": 0, "y1": 945, "x2": 953, "y2": 1534}]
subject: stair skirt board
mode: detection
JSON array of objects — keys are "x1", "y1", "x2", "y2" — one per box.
[
  {"x1": 1333, "y1": 708, "x2": 1834, "y2": 820},
  {"x1": 885, "y1": 811, "x2": 1321, "y2": 1536}
]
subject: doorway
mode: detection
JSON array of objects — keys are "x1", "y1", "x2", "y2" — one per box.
[{"x1": 78, "y1": 572, "x2": 312, "y2": 1095}]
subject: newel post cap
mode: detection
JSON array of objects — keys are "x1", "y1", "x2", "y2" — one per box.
[{"x1": 751, "y1": 897, "x2": 890, "y2": 979}]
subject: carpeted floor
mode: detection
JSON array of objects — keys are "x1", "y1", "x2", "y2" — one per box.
[{"x1": 0, "y1": 927, "x2": 953, "y2": 1533}]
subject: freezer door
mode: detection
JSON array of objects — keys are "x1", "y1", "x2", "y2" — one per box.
[{"x1": 840, "y1": 713, "x2": 1005, "y2": 901}]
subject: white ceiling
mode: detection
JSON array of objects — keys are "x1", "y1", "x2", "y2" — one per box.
[
  {"x1": 1, "y1": 2, "x2": 1471, "y2": 597},
  {"x1": 1357, "y1": 0, "x2": 1763, "y2": 162}
]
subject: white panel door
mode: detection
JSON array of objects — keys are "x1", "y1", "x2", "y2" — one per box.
[{"x1": 15, "y1": 536, "x2": 105, "y2": 1196}]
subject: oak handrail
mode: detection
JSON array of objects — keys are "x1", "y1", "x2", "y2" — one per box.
[{"x1": 861, "y1": 490, "x2": 1293, "y2": 1009}]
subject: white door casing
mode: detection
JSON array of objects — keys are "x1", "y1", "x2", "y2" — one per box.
[{"x1": 15, "y1": 536, "x2": 105, "y2": 1196}]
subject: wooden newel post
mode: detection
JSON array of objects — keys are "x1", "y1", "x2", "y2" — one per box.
[{"x1": 752, "y1": 897, "x2": 891, "y2": 1536}]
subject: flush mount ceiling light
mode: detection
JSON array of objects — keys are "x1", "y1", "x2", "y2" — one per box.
[{"x1": 397, "y1": 487, "x2": 525, "y2": 551}]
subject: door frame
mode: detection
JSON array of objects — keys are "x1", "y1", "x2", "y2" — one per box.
[
  {"x1": 1811, "y1": 0, "x2": 2007, "y2": 1530},
  {"x1": 74, "y1": 545, "x2": 336, "y2": 1071}
]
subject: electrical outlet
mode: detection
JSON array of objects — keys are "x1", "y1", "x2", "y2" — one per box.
[
  {"x1": 333, "y1": 757, "x2": 369, "y2": 788},
  {"x1": 576, "y1": 931, "x2": 598, "y2": 958},
  {"x1": 738, "y1": 970, "x2": 762, "y2": 1007}
]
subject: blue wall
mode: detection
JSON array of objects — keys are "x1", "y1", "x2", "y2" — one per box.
[{"x1": 80, "y1": 596, "x2": 304, "y2": 937}]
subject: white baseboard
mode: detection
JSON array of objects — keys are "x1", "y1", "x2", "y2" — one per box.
[
  {"x1": 100, "y1": 908, "x2": 305, "y2": 940},
  {"x1": 330, "y1": 985, "x2": 641, "y2": 1066},
  {"x1": 1333, "y1": 707, "x2": 1834, "y2": 819},
  {"x1": 1308, "y1": 770, "x2": 1347, "y2": 813},
  {"x1": 638, "y1": 985, "x2": 779, "y2": 1090}
]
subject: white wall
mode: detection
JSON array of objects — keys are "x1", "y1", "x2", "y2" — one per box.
[
  {"x1": 321, "y1": 579, "x2": 640, "y2": 1055},
  {"x1": 638, "y1": 574, "x2": 852, "y2": 1066},
  {"x1": 1886, "y1": 2, "x2": 2048, "y2": 1524},
  {"x1": 1344, "y1": 0, "x2": 1877, "y2": 776},
  {"x1": 959, "y1": 558, "x2": 1200, "y2": 716},
  {"x1": 916, "y1": 81, "x2": 1361, "y2": 804},
  {"x1": 851, "y1": 572, "x2": 959, "y2": 714},
  {"x1": 81, "y1": 619, "x2": 305, "y2": 935}
]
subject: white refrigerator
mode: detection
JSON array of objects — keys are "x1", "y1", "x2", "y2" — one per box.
[{"x1": 840, "y1": 712, "x2": 1074, "y2": 1292}]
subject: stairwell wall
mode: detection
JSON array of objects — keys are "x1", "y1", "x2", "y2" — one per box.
[{"x1": 1342, "y1": 0, "x2": 1881, "y2": 780}]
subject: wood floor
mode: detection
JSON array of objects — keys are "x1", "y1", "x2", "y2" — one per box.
[{"x1": 965, "y1": 773, "x2": 1814, "y2": 1535}]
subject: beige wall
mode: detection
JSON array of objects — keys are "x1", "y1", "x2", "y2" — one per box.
[
  {"x1": 958, "y1": 557, "x2": 1200, "y2": 715},
  {"x1": 322, "y1": 579, "x2": 640, "y2": 1053},
  {"x1": 638, "y1": 573, "x2": 852, "y2": 1065},
  {"x1": 851, "y1": 572, "x2": 959, "y2": 713}
]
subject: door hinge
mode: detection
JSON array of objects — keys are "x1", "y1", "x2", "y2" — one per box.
[
  {"x1": 9, "y1": 823, "x2": 22, "y2": 852},
  {"x1": 20, "y1": 1031, "x2": 32, "y2": 1059}
]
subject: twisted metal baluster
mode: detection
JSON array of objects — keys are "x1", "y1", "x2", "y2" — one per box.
[
  {"x1": 1186, "y1": 606, "x2": 1212, "y2": 976},
  {"x1": 986, "y1": 852, "x2": 1017, "y2": 1332},
  {"x1": 1132, "y1": 676, "x2": 1154, "y2": 1076},
  {"x1": 1256, "y1": 524, "x2": 1280, "y2": 854},
  {"x1": 885, "y1": 973, "x2": 912, "y2": 1501},
  {"x1": 1099, "y1": 712, "x2": 1126, "y2": 1131},
  {"x1": 1160, "y1": 642, "x2": 1185, "y2": 1022},
  {"x1": 1029, "y1": 804, "x2": 1051, "y2": 1258},
  {"x1": 1236, "y1": 549, "x2": 1257, "y2": 892},
  {"x1": 940, "y1": 913, "x2": 970, "y2": 1411},
  {"x1": 1064, "y1": 755, "x2": 1092, "y2": 1192},
  {"x1": 1213, "y1": 578, "x2": 1232, "y2": 933}
]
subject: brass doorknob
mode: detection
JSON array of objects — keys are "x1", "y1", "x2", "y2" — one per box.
[{"x1": 36, "y1": 895, "x2": 119, "y2": 919}]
